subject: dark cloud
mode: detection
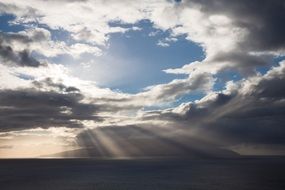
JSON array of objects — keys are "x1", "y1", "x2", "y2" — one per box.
[
  {"x1": 187, "y1": 0, "x2": 285, "y2": 52},
  {"x1": 0, "y1": 29, "x2": 50, "y2": 67},
  {"x1": 32, "y1": 78, "x2": 80, "y2": 93},
  {"x1": 201, "y1": 97, "x2": 285, "y2": 145},
  {"x1": 253, "y1": 72, "x2": 285, "y2": 99},
  {"x1": 142, "y1": 63, "x2": 285, "y2": 146},
  {"x1": 211, "y1": 51, "x2": 272, "y2": 75},
  {"x1": 0, "y1": 81, "x2": 101, "y2": 132},
  {"x1": 0, "y1": 43, "x2": 41, "y2": 67}
]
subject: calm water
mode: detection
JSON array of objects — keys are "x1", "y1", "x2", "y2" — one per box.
[{"x1": 0, "y1": 157, "x2": 285, "y2": 190}]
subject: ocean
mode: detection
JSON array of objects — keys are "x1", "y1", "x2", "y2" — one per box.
[{"x1": 0, "y1": 157, "x2": 285, "y2": 190}]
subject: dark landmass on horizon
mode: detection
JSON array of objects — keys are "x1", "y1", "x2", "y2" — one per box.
[{"x1": 40, "y1": 144, "x2": 240, "y2": 159}]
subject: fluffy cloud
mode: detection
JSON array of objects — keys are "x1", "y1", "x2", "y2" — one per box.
[
  {"x1": 164, "y1": 0, "x2": 285, "y2": 75},
  {"x1": 0, "y1": 28, "x2": 102, "y2": 60},
  {"x1": 3, "y1": 0, "x2": 281, "y2": 73},
  {"x1": 0, "y1": 0, "x2": 150, "y2": 45}
]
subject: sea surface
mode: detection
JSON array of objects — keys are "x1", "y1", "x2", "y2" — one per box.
[{"x1": 0, "y1": 157, "x2": 285, "y2": 190}]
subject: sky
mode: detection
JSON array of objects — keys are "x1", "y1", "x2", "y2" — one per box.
[{"x1": 0, "y1": 0, "x2": 285, "y2": 158}]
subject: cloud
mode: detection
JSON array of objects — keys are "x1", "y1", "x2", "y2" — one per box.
[
  {"x1": 0, "y1": 79, "x2": 101, "y2": 132},
  {"x1": 137, "y1": 71, "x2": 214, "y2": 105},
  {"x1": 142, "y1": 62, "x2": 285, "y2": 146},
  {"x1": 2, "y1": 0, "x2": 282, "y2": 73},
  {"x1": 162, "y1": 0, "x2": 285, "y2": 76},
  {"x1": 157, "y1": 37, "x2": 178, "y2": 47},
  {"x1": 89, "y1": 71, "x2": 214, "y2": 111},
  {"x1": 0, "y1": 0, "x2": 151, "y2": 45},
  {"x1": 187, "y1": 0, "x2": 285, "y2": 52},
  {"x1": 0, "y1": 47, "x2": 41, "y2": 67},
  {"x1": 0, "y1": 29, "x2": 48, "y2": 67},
  {"x1": 0, "y1": 28, "x2": 102, "y2": 60},
  {"x1": 0, "y1": 33, "x2": 42, "y2": 67},
  {"x1": 0, "y1": 0, "x2": 285, "y2": 156}
]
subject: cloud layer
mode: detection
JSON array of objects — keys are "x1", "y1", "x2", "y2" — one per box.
[{"x1": 0, "y1": 0, "x2": 285, "y2": 157}]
